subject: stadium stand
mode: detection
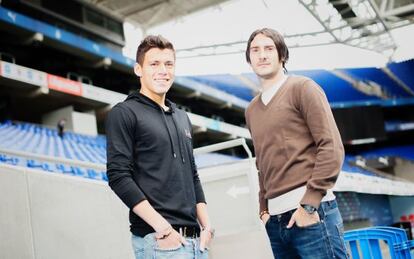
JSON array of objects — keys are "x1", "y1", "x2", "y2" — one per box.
[
  {"x1": 2, "y1": 120, "x2": 414, "y2": 197},
  {"x1": 1, "y1": 0, "x2": 413, "y2": 197},
  {"x1": 388, "y1": 59, "x2": 414, "y2": 92},
  {"x1": 186, "y1": 74, "x2": 256, "y2": 101},
  {"x1": 1, "y1": 1, "x2": 414, "y2": 258},
  {"x1": 0, "y1": 120, "x2": 106, "y2": 163},
  {"x1": 339, "y1": 67, "x2": 413, "y2": 98},
  {"x1": 182, "y1": 67, "x2": 414, "y2": 108},
  {"x1": 294, "y1": 69, "x2": 382, "y2": 102},
  {"x1": 361, "y1": 145, "x2": 414, "y2": 161}
]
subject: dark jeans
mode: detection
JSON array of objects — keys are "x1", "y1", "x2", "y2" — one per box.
[{"x1": 265, "y1": 200, "x2": 349, "y2": 259}]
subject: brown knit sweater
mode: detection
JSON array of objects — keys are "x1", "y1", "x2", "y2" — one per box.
[{"x1": 245, "y1": 75, "x2": 344, "y2": 212}]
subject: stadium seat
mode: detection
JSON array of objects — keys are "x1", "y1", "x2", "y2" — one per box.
[
  {"x1": 87, "y1": 169, "x2": 101, "y2": 180},
  {"x1": 0, "y1": 154, "x2": 19, "y2": 166},
  {"x1": 27, "y1": 159, "x2": 53, "y2": 172},
  {"x1": 56, "y1": 164, "x2": 76, "y2": 175},
  {"x1": 344, "y1": 226, "x2": 414, "y2": 258}
]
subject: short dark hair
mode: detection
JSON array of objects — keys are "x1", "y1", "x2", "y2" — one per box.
[
  {"x1": 245, "y1": 28, "x2": 289, "y2": 72},
  {"x1": 136, "y1": 35, "x2": 175, "y2": 65}
]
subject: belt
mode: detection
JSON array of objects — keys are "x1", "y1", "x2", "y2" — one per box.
[{"x1": 173, "y1": 226, "x2": 200, "y2": 238}]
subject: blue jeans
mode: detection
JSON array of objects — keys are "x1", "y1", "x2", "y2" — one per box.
[
  {"x1": 131, "y1": 233, "x2": 209, "y2": 259},
  {"x1": 265, "y1": 200, "x2": 349, "y2": 259}
]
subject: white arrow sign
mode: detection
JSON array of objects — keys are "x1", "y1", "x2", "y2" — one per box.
[{"x1": 227, "y1": 185, "x2": 250, "y2": 199}]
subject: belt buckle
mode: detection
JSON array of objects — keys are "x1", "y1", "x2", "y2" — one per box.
[{"x1": 180, "y1": 226, "x2": 197, "y2": 238}]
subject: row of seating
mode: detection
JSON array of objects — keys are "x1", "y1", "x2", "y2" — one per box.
[
  {"x1": 339, "y1": 67, "x2": 412, "y2": 98},
  {"x1": 0, "y1": 121, "x2": 106, "y2": 164},
  {"x1": 0, "y1": 153, "x2": 106, "y2": 181},
  {"x1": 184, "y1": 59, "x2": 414, "y2": 106},
  {"x1": 0, "y1": 121, "x2": 242, "y2": 168},
  {"x1": 1, "y1": 120, "x2": 411, "y2": 180}
]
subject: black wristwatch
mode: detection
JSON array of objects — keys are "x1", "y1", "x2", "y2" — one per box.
[{"x1": 300, "y1": 204, "x2": 317, "y2": 214}]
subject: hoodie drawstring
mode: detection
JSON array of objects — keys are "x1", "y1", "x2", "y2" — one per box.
[
  {"x1": 160, "y1": 110, "x2": 177, "y2": 159},
  {"x1": 171, "y1": 114, "x2": 186, "y2": 163}
]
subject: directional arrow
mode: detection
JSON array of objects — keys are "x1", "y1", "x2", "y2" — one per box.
[{"x1": 227, "y1": 185, "x2": 250, "y2": 199}]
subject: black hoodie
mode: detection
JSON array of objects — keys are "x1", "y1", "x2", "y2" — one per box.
[{"x1": 106, "y1": 92, "x2": 206, "y2": 237}]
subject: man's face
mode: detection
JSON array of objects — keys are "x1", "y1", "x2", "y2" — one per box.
[
  {"x1": 249, "y1": 34, "x2": 282, "y2": 79},
  {"x1": 135, "y1": 48, "x2": 175, "y2": 96}
]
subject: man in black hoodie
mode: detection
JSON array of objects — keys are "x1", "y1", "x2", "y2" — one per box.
[{"x1": 106, "y1": 35, "x2": 213, "y2": 259}]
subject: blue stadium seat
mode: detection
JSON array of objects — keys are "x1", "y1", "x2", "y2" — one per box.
[
  {"x1": 73, "y1": 167, "x2": 88, "y2": 178},
  {"x1": 344, "y1": 226, "x2": 414, "y2": 259},
  {"x1": 27, "y1": 159, "x2": 53, "y2": 172},
  {"x1": 0, "y1": 154, "x2": 19, "y2": 166},
  {"x1": 102, "y1": 172, "x2": 108, "y2": 182},
  {"x1": 87, "y1": 169, "x2": 103, "y2": 180},
  {"x1": 56, "y1": 164, "x2": 76, "y2": 175}
]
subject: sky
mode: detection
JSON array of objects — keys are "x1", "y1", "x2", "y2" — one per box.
[{"x1": 122, "y1": 0, "x2": 414, "y2": 76}]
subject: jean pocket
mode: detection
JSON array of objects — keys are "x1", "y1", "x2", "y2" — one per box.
[
  {"x1": 155, "y1": 242, "x2": 183, "y2": 252},
  {"x1": 296, "y1": 221, "x2": 322, "y2": 229}
]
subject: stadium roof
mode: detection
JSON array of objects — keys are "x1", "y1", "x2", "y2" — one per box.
[
  {"x1": 83, "y1": 0, "x2": 414, "y2": 74},
  {"x1": 82, "y1": 0, "x2": 230, "y2": 29}
]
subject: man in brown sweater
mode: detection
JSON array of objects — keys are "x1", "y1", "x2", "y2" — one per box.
[{"x1": 245, "y1": 28, "x2": 348, "y2": 258}]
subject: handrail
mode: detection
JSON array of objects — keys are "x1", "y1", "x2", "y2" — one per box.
[
  {"x1": 194, "y1": 138, "x2": 260, "y2": 221},
  {"x1": 0, "y1": 138, "x2": 252, "y2": 171},
  {"x1": 0, "y1": 148, "x2": 105, "y2": 170},
  {"x1": 194, "y1": 138, "x2": 252, "y2": 159}
]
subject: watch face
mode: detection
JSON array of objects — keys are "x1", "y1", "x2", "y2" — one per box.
[{"x1": 302, "y1": 204, "x2": 316, "y2": 214}]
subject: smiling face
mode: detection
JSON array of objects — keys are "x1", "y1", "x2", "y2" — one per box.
[
  {"x1": 134, "y1": 48, "x2": 175, "y2": 100},
  {"x1": 248, "y1": 33, "x2": 283, "y2": 80}
]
